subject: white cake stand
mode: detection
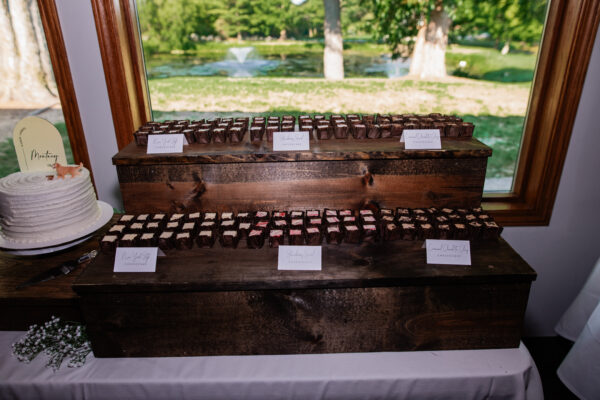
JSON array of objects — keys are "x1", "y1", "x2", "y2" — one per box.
[{"x1": 0, "y1": 201, "x2": 114, "y2": 255}]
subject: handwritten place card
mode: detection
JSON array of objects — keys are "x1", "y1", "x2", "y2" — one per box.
[
  {"x1": 402, "y1": 129, "x2": 442, "y2": 150},
  {"x1": 13, "y1": 116, "x2": 67, "y2": 172},
  {"x1": 147, "y1": 134, "x2": 184, "y2": 154},
  {"x1": 114, "y1": 247, "x2": 158, "y2": 272},
  {"x1": 278, "y1": 245, "x2": 322, "y2": 271},
  {"x1": 273, "y1": 131, "x2": 310, "y2": 151},
  {"x1": 426, "y1": 239, "x2": 471, "y2": 266}
]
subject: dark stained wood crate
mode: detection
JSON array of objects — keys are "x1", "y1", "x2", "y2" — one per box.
[
  {"x1": 73, "y1": 238, "x2": 536, "y2": 357},
  {"x1": 113, "y1": 138, "x2": 491, "y2": 213}
]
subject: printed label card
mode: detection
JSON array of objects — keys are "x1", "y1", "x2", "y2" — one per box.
[
  {"x1": 278, "y1": 245, "x2": 322, "y2": 271},
  {"x1": 147, "y1": 134, "x2": 184, "y2": 154},
  {"x1": 402, "y1": 129, "x2": 442, "y2": 150},
  {"x1": 273, "y1": 131, "x2": 310, "y2": 151},
  {"x1": 114, "y1": 247, "x2": 158, "y2": 272},
  {"x1": 426, "y1": 239, "x2": 471, "y2": 265}
]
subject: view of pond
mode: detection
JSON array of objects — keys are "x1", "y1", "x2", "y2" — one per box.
[{"x1": 144, "y1": 47, "x2": 410, "y2": 79}]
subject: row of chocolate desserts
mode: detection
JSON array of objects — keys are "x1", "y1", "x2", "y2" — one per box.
[
  {"x1": 100, "y1": 207, "x2": 501, "y2": 253},
  {"x1": 133, "y1": 113, "x2": 475, "y2": 146}
]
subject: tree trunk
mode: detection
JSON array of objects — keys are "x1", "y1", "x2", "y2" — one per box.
[
  {"x1": 323, "y1": 0, "x2": 343, "y2": 80},
  {"x1": 409, "y1": 3, "x2": 450, "y2": 79},
  {"x1": 0, "y1": 0, "x2": 57, "y2": 103}
]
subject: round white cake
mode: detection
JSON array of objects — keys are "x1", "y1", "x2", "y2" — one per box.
[{"x1": 0, "y1": 167, "x2": 101, "y2": 244}]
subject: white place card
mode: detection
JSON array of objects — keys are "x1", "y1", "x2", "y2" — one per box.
[
  {"x1": 402, "y1": 129, "x2": 442, "y2": 149},
  {"x1": 114, "y1": 247, "x2": 158, "y2": 272},
  {"x1": 426, "y1": 239, "x2": 471, "y2": 266},
  {"x1": 273, "y1": 131, "x2": 310, "y2": 151},
  {"x1": 278, "y1": 245, "x2": 322, "y2": 271},
  {"x1": 147, "y1": 134, "x2": 184, "y2": 154}
]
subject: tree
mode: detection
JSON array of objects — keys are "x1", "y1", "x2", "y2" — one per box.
[
  {"x1": 0, "y1": 0, "x2": 57, "y2": 103},
  {"x1": 323, "y1": 0, "x2": 344, "y2": 80}
]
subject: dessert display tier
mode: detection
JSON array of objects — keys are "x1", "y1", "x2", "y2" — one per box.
[
  {"x1": 73, "y1": 238, "x2": 536, "y2": 357},
  {"x1": 113, "y1": 138, "x2": 491, "y2": 213}
]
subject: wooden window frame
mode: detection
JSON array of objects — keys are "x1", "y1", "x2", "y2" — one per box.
[
  {"x1": 36, "y1": 0, "x2": 93, "y2": 185},
  {"x1": 90, "y1": 0, "x2": 599, "y2": 226}
]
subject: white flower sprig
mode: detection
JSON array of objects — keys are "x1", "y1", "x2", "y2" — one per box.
[{"x1": 12, "y1": 316, "x2": 92, "y2": 371}]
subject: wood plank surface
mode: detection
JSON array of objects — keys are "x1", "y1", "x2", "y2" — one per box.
[
  {"x1": 74, "y1": 238, "x2": 536, "y2": 294},
  {"x1": 0, "y1": 216, "x2": 117, "y2": 330},
  {"x1": 82, "y1": 282, "x2": 531, "y2": 357},
  {"x1": 113, "y1": 137, "x2": 491, "y2": 165}
]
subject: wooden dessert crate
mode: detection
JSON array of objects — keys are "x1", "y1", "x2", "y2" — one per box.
[
  {"x1": 73, "y1": 238, "x2": 536, "y2": 357},
  {"x1": 112, "y1": 138, "x2": 491, "y2": 213}
]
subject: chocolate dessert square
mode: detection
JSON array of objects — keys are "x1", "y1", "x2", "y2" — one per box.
[
  {"x1": 254, "y1": 210, "x2": 269, "y2": 221},
  {"x1": 220, "y1": 230, "x2": 239, "y2": 248},
  {"x1": 175, "y1": 232, "x2": 193, "y2": 250},
  {"x1": 482, "y1": 221, "x2": 502, "y2": 240},
  {"x1": 139, "y1": 232, "x2": 158, "y2": 247},
  {"x1": 119, "y1": 233, "x2": 139, "y2": 247},
  {"x1": 281, "y1": 124, "x2": 294, "y2": 132},
  {"x1": 326, "y1": 225, "x2": 343, "y2": 244},
  {"x1": 414, "y1": 215, "x2": 430, "y2": 224},
  {"x1": 272, "y1": 211, "x2": 288, "y2": 219},
  {"x1": 213, "y1": 128, "x2": 226, "y2": 143},
  {"x1": 417, "y1": 223, "x2": 435, "y2": 240},
  {"x1": 250, "y1": 126, "x2": 264, "y2": 142},
  {"x1": 158, "y1": 231, "x2": 175, "y2": 250},
  {"x1": 134, "y1": 130, "x2": 148, "y2": 146},
  {"x1": 182, "y1": 129, "x2": 195, "y2": 144},
  {"x1": 400, "y1": 223, "x2": 416, "y2": 240},
  {"x1": 316, "y1": 125, "x2": 331, "y2": 140},
  {"x1": 326, "y1": 216, "x2": 340, "y2": 225},
  {"x1": 396, "y1": 208, "x2": 410, "y2": 217},
  {"x1": 166, "y1": 221, "x2": 181, "y2": 231},
  {"x1": 391, "y1": 123, "x2": 404, "y2": 137},
  {"x1": 351, "y1": 124, "x2": 367, "y2": 139},
  {"x1": 230, "y1": 127, "x2": 244, "y2": 143},
  {"x1": 169, "y1": 213, "x2": 185, "y2": 222},
  {"x1": 361, "y1": 215, "x2": 377, "y2": 225},
  {"x1": 196, "y1": 230, "x2": 215, "y2": 248},
  {"x1": 308, "y1": 218, "x2": 323, "y2": 227},
  {"x1": 367, "y1": 124, "x2": 381, "y2": 139},
  {"x1": 194, "y1": 129, "x2": 211, "y2": 144},
  {"x1": 186, "y1": 212, "x2": 202, "y2": 222},
  {"x1": 334, "y1": 124, "x2": 348, "y2": 139},
  {"x1": 305, "y1": 226, "x2": 322, "y2": 245},
  {"x1": 343, "y1": 216, "x2": 357, "y2": 225},
  {"x1": 238, "y1": 222, "x2": 252, "y2": 239},
  {"x1": 325, "y1": 209, "x2": 338, "y2": 217},
  {"x1": 437, "y1": 224, "x2": 452, "y2": 240},
  {"x1": 151, "y1": 213, "x2": 167, "y2": 225},
  {"x1": 380, "y1": 123, "x2": 392, "y2": 138},
  {"x1": 445, "y1": 123, "x2": 460, "y2": 137},
  {"x1": 100, "y1": 235, "x2": 118, "y2": 254},
  {"x1": 254, "y1": 220, "x2": 270, "y2": 231},
  {"x1": 397, "y1": 215, "x2": 412, "y2": 223},
  {"x1": 337, "y1": 209, "x2": 352, "y2": 217},
  {"x1": 272, "y1": 219, "x2": 288, "y2": 231},
  {"x1": 291, "y1": 218, "x2": 304, "y2": 227},
  {"x1": 306, "y1": 210, "x2": 320, "y2": 218},
  {"x1": 136, "y1": 214, "x2": 150, "y2": 222},
  {"x1": 362, "y1": 224, "x2": 379, "y2": 242},
  {"x1": 236, "y1": 212, "x2": 252, "y2": 222},
  {"x1": 344, "y1": 224, "x2": 361, "y2": 244},
  {"x1": 477, "y1": 214, "x2": 491, "y2": 222},
  {"x1": 203, "y1": 212, "x2": 217, "y2": 221},
  {"x1": 290, "y1": 210, "x2": 304, "y2": 219},
  {"x1": 247, "y1": 229, "x2": 265, "y2": 249},
  {"x1": 269, "y1": 229, "x2": 285, "y2": 248},
  {"x1": 221, "y1": 211, "x2": 234, "y2": 220},
  {"x1": 289, "y1": 229, "x2": 304, "y2": 245},
  {"x1": 460, "y1": 122, "x2": 474, "y2": 137},
  {"x1": 379, "y1": 208, "x2": 393, "y2": 217},
  {"x1": 128, "y1": 222, "x2": 144, "y2": 233},
  {"x1": 359, "y1": 209, "x2": 374, "y2": 216},
  {"x1": 266, "y1": 126, "x2": 278, "y2": 142},
  {"x1": 453, "y1": 223, "x2": 469, "y2": 240},
  {"x1": 199, "y1": 220, "x2": 217, "y2": 231},
  {"x1": 435, "y1": 215, "x2": 450, "y2": 224}
]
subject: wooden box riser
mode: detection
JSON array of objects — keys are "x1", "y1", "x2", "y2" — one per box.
[{"x1": 81, "y1": 282, "x2": 530, "y2": 358}]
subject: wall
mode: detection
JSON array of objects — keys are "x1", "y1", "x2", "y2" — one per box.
[
  {"x1": 503, "y1": 26, "x2": 600, "y2": 336},
  {"x1": 56, "y1": 2, "x2": 600, "y2": 336},
  {"x1": 55, "y1": 0, "x2": 122, "y2": 208}
]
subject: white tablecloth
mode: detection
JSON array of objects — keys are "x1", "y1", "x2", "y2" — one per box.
[{"x1": 0, "y1": 331, "x2": 542, "y2": 400}]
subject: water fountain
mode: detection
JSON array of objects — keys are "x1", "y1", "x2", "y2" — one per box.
[
  {"x1": 365, "y1": 55, "x2": 411, "y2": 78},
  {"x1": 189, "y1": 46, "x2": 279, "y2": 77}
]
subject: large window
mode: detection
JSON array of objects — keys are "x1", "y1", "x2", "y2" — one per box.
[{"x1": 89, "y1": 0, "x2": 600, "y2": 225}]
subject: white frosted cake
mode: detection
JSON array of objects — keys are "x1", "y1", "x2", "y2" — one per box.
[{"x1": 0, "y1": 167, "x2": 101, "y2": 244}]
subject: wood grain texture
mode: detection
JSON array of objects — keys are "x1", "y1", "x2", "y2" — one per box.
[
  {"x1": 0, "y1": 216, "x2": 117, "y2": 330},
  {"x1": 80, "y1": 283, "x2": 531, "y2": 357},
  {"x1": 113, "y1": 137, "x2": 492, "y2": 165},
  {"x1": 483, "y1": 0, "x2": 600, "y2": 225},
  {"x1": 36, "y1": 0, "x2": 94, "y2": 188}
]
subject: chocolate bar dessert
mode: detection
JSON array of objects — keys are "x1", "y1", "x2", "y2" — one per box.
[
  {"x1": 272, "y1": 211, "x2": 288, "y2": 219},
  {"x1": 182, "y1": 129, "x2": 195, "y2": 144},
  {"x1": 399, "y1": 223, "x2": 416, "y2": 240},
  {"x1": 100, "y1": 235, "x2": 118, "y2": 254},
  {"x1": 139, "y1": 232, "x2": 158, "y2": 247},
  {"x1": 118, "y1": 215, "x2": 135, "y2": 225},
  {"x1": 305, "y1": 226, "x2": 322, "y2": 245},
  {"x1": 306, "y1": 210, "x2": 321, "y2": 218},
  {"x1": 250, "y1": 126, "x2": 264, "y2": 142},
  {"x1": 289, "y1": 229, "x2": 304, "y2": 245},
  {"x1": 186, "y1": 212, "x2": 202, "y2": 222},
  {"x1": 326, "y1": 216, "x2": 340, "y2": 225},
  {"x1": 254, "y1": 210, "x2": 269, "y2": 221},
  {"x1": 417, "y1": 223, "x2": 435, "y2": 240},
  {"x1": 316, "y1": 125, "x2": 331, "y2": 140},
  {"x1": 291, "y1": 218, "x2": 304, "y2": 227},
  {"x1": 238, "y1": 222, "x2": 252, "y2": 239},
  {"x1": 326, "y1": 225, "x2": 343, "y2": 244},
  {"x1": 220, "y1": 230, "x2": 239, "y2": 248},
  {"x1": 151, "y1": 213, "x2": 167, "y2": 225},
  {"x1": 344, "y1": 224, "x2": 361, "y2": 244},
  {"x1": 220, "y1": 219, "x2": 237, "y2": 232},
  {"x1": 362, "y1": 224, "x2": 379, "y2": 242},
  {"x1": 254, "y1": 220, "x2": 270, "y2": 231},
  {"x1": 334, "y1": 124, "x2": 348, "y2": 139},
  {"x1": 181, "y1": 222, "x2": 198, "y2": 235},
  {"x1": 290, "y1": 210, "x2": 304, "y2": 219},
  {"x1": 166, "y1": 221, "x2": 181, "y2": 231},
  {"x1": 136, "y1": 214, "x2": 150, "y2": 223},
  {"x1": 236, "y1": 212, "x2": 252, "y2": 222},
  {"x1": 158, "y1": 231, "x2": 175, "y2": 250},
  {"x1": 351, "y1": 123, "x2": 367, "y2": 139},
  {"x1": 213, "y1": 128, "x2": 226, "y2": 143},
  {"x1": 194, "y1": 129, "x2": 211, "y2": 144},
  {"x1": 247, "y1": 229, "x2": 265, "y2": 249},
  {"x1": 308, "y1": 217, "x2": 323, "y2": 227},
  {"x1": 453, "y1": 223, "x2": 469, "y2": 240},
  {"x1": 367, "y1": 124, "x2": 381, "y2": 139},
  {"x1": 269, "y1": 229, "x2": 285, "y2": 248},
  {"x1": 482, "y1": 221, "x2": 502, "y2": 239},
  {"x1": 175, "y1": 232, "x2": 193, "y2": 250},
  {"x1": 119, "y1": 233, "x2": 138, "y2": 247},
  {"x1": 230, "y1": 127, "x2": 244, "y2": 143},
  {"x1": 196, "y1": 230, "x2": 216, "y2": 248},
  {"x1": 109, "y1": 224, "x2": 126, "y2": 235},
  {"x1": 437, "y1": 224, "x2": 452, "y2": 240},
  {"x1": 343, "y1": 216, "x2": 357, "y2": 225}
]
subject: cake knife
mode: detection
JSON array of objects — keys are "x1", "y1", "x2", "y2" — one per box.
[{"x1": 16, "y1": 250, "x2": 98, "y2": 290}]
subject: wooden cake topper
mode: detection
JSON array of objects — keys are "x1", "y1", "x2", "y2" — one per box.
[{"x1": 53, "y1": 162, "x2": 83, "y2": 179}]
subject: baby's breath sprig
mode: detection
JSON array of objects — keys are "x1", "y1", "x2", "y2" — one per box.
[{"x1": 12, "y1": 316, "x2": 92, "y2": 371}]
